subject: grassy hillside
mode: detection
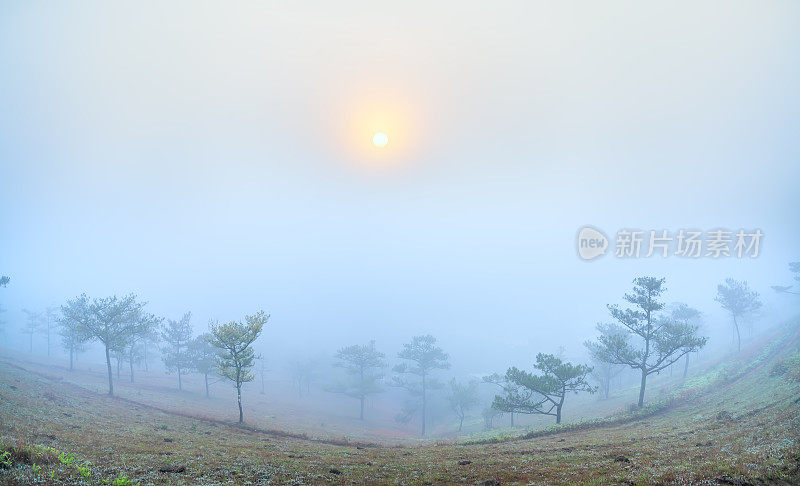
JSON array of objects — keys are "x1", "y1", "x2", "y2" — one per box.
[{"x1": 1, "y1": 322, "x2": 799, "y2": 485}]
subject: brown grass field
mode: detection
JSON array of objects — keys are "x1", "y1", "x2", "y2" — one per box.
[{"x1": 1, "y1": 322, "x2": 799, "y2": 485}]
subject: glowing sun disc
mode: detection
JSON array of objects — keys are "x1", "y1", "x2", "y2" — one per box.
[{"x1": 372, "y1": 132, "x2": 388, "y2": 147}]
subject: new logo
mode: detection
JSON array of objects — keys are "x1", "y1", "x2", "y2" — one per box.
[{"x1": 577, "y1": 226, "x2": 608, "y2": 260}]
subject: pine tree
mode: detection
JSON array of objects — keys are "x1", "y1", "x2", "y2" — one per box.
[
  {"x1": 160, "y1": 312, "x2": 194, "y2": 390},
  {"x1": 448, "y1": 378, "x2": 479, "y2": 431},
  {"x1": 329, "y1": 341, "x2": 385, "y2": 420},
  {"x1": 190, "y1": 333, "x2": 218, "y2": 398},
  {"x1": 587, "y1": 277, "x2": 706, "y2": 407},
  {"x1": 392, "y1": 335, "x2": 450, "y2": 436},
  {"x1": 61, "y1": 294, "x2": 157, "y2": 396},
  {"x1": 493, "y1": 353, "x2": 594, "y2": 424},
  {"x1": 208, "y1": 311, "x2": 268, "y2": 423},
  {"x1": 716, "y1": 278, "x2": 762, "y2": 352}
]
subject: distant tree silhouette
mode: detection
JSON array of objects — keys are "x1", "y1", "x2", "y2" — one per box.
[
  {"x1": 21, "y1": 309, "x2": 41, "y2": 353},
  {"x1": 329, "y1": 341, "x2": 386, "y2": 420},
  {"x1": 448, "y1": 378, "x2": 479, "y2": 431},
  {"x1": 40, "y1": 306, "x2": 59, "y2": 357},
  {"x1": 585, "y1": 324, "x2": 626, "y2": 399},
  {"x1": 123, "y1": 313, "x2": 161, "y2": 383},
  {"x1": 668, "y1": 303, "x2": 703, "y2": 379},
  {"x1": 483, "y1": 372, "x2": 519, "y2": 427},
  {"x1": 392, "y1": 335, "x2": 450, "y2": 436},
  {"x1": 257, "y1": 357, "x2": 270, "y2": 395},
  {"x1": 481, "y1": 405, "x2": 503, "y2": 430},
  {"x1": 716, "y1": 278, "x2": 762, "y2": 352},
  {"x1": 58, "y1": 311, "x2": 89, "y2": 371},
  {"x1": 190, "y1": 332, "x2": 218, "y2": 398},
  {"x1": 161, "y1": 312, "x2": 194, "y2": 390},
  {"x1": 288, "y1": 359, "x2": 317, "y2": 398}
]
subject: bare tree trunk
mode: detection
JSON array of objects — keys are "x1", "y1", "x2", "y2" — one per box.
[
  {"x1": 237, "y1": 383, "x2": 244, "y2": 423},
  {"x1": 459, "y1": 415, "x2": 464, "y2": 431},
  {"x1": 683, "y1": 354, "x2": 689, "y2": 379},
  {"x1": 105, "y1": 345, "x2": 114, "y2": 396},
  {"x1": 69, "y1": 347, "x2": 74, "y2": 371},
  {"x1": 510, "y1": 412, "x2": 514, "y2": 428},
  {"x1": 638, "y1": 368, "x2": 647, "y2": 407},
  {"x1": 421, "y1": 373, "x2": 427, "y2": 437},
  {"x1": 129, "y1": 353, "x2": 135, "y2": 383},
  {"x1": 733, "y1": 315, "x2": 741, "y2": 352},
  {"x1": 204, "y1": 373, "x2": 209, "y2": 398},
  {"x1": 556, "y1": 390, "x2": 565, "y2": 424},
  {"x1": 358, "y1": 368, "x2": 364, "y2": 419}
]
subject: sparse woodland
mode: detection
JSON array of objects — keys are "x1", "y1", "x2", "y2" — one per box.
[
  {"x1": 1, "y1": 266, "x2": 798, "y2": 485},
  {"x1": 2, "y1": 270, "x2": 787, "y2": 438}
]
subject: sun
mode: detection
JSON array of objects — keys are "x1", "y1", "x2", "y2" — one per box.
[{"x1": 372, "y1": 132, "x2": 388, "y2": 148}]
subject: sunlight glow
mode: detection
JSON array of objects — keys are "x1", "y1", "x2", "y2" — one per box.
[{"x1": 372, "y1": 132, "x2": 389, "y2": 147}]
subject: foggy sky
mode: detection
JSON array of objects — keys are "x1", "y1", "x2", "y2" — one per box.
[{"x1": 1, "y1": 1, "x2": 799, "y2": 371}]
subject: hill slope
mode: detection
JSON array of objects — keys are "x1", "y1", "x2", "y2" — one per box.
[{"x1": 1, "y1": 323, "x2": 799, "y2": 485}]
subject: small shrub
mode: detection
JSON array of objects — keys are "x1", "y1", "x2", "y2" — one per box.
[
  {"x1": 0, "y1": 451, "x2": 12, "y2": 469},
  {"x1": 111, "y1": 473, "x2": 135, "y2": 485},
  {"x1": 76, "y1": 461, "x2": 92, "y2": 479},
  {"x1": 1, "y1": 442, "x2": 33, "y2": 466},
  {"x1": 58, "y1": 451, "x2": 76, "y2": 466}
]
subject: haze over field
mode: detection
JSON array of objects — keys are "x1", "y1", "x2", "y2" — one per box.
[
  {"x1": 2, "y1": 2, "x2": 799, "y2": 371},
  {"x1": 1, "y1": 5, "x2": 800, "y2": 483}
]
